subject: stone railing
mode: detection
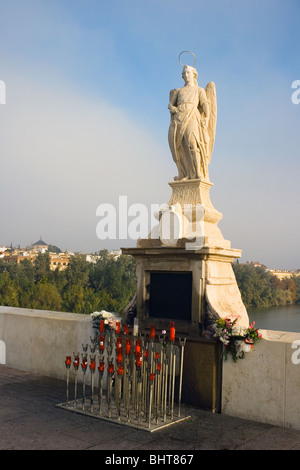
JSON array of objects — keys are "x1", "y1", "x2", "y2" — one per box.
[
  {"x1": 1, "y1": 306, "x2": 300, "y2": 429},
  {"x1": 222, "y1": 329, "x2": 300, "y2": 430},
  {"x1": 0, "y1": 306, "x2": 93, "y2": 380}
]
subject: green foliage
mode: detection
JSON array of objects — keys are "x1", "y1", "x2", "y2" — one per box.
[
  {"x1": 0, "y1": 252, "x2": 136, "y2": 315},
  {"x1": 26, "y1": 279, "x2": 63, "y2": 311},
  {"x1": 0, "y1": 271, "x2": 20, "y2": 307},
  {"x1": 2, "y1": 254, "x2": 298, "y2": 315},
  {"x1": 233, "y1": 263, "x2": 299, "y2": 308}
]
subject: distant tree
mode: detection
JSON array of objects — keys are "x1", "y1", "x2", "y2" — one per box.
[
  {"x1": 233, "y1": 263, "x2": 299, "y2": 308},
  {"x1": 14, "y1": 259, "x2": 35, "y2": 290},
  {"x1": 34, "y1": 252, "x2": 52, "y2": 282},
  {"x1": 0, "y1": 271, "x2": 20, "y2": 307},
  {"x1": 64, "y1": 255, "x2": 90, "y2": 288},
  {"x1": 28, "y1": 278, "x2": 62, "y2": 311},
  {"x1": 90, "y1": 251, "x2": 136, "y2": 313},
  {"x1": 47, "y1": 244, "x2": 61, "y2": 253},
  {"x1": 0, "y1": 251, "x2": 137, "y2": 315},
  {"x1": 291, "y1": 275, "x2": 300, "y2": 303},
  {"x1": 61, "y1": 284, "x2": 99, "y2": 314}
]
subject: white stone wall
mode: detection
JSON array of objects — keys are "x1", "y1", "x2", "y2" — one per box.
[
  {"x1": 2, "y1": 305, "x2": 300, "y2": 429},
  {"x1": 222, "y1": 329, "x2": 300, "y2": 429},
  {"x1": 0, "y1": 306, "x2": 93, "y2": 381}
]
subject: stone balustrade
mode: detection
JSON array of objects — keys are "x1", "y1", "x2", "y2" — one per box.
[
  {"x1": 0, "y1": 306, "x2": 93, "y2": 380},
  {"x1": 1, "y1": 305, "x2": 300, "y2": 429},
  {"x1": 222, "y1": 329, "x2": 300, "y2": 429}
]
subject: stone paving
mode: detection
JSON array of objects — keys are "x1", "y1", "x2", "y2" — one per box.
[{"x1": 1, "y1": 365, "x2": 300, "y2": 452}]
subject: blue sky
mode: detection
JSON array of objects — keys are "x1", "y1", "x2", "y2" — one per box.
[{"x1": 0, "y1": 0, "x2": 299, "y2": 269}]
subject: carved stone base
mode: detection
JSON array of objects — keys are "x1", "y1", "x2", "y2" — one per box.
[
  {"x1": 122, "y1": 245, "x2": 249, "y2": 330},
  {"x1": 138, "y1": 178, "x2": 230, "y2": 250},
  {"x1": 124, "y1": 178, "x2": 249, "y2": 331}
]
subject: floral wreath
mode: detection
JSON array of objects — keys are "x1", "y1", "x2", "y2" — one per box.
[
  {"x1": 213, "y1": 317, "x2": 262, "y2": 362},
  {"x1": 91, "y1": 310, "x2": 121, "y2": 333}
]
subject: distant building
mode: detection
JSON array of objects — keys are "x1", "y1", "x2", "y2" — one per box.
[
  {"x1": 2, "y1": 252, "x2": 36, "y2": 264},
  {"x1": 85, "y1": 250, "x2": 122, "y2": 264},
  {"x1": 49, "y1": 253, "x2": 71, "y2": 271},
  {"x1": 268, "y1": 269, "x2": 300, "y2": 280},
  {"x1": 246, "y1": 261, "x2": 268, "y2": 269},
  {"x1": 245, "y1": 260, "x2": 300, "y2": 279},
  {"x1": 31, "y1": 238, "x2": 48, "y2": 253},
  {"x1": 0, "y1": 247, "x2": 8, "y2": 258},
  {"x1": 111, "y1": 250, "x2": 122, "y2": 259},
  {"x1": 85, "y1": 254, "x2": 102, "y2": 264}
]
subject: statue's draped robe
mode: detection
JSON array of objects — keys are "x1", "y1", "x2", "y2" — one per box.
[{"x1": 168, "y1": 85, "x2": 210, "y2": 180}]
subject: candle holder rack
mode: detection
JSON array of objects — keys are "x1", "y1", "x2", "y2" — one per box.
[{"x1": 57, "y1": 321, "x2": 191, "y2": 432}]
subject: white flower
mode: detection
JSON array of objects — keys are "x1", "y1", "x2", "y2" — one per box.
[
  {"x1": 90, "y1": 311, "x2": 102, "y2": 317},
  {"x1": 220, "y1": 337, "x2": 230, "y2": 345},
  {"x1": 90, "y1": 310, "x2": 116, "y2": 319}
]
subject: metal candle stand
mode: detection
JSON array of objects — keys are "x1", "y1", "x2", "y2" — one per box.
[{"x1": 57, "y1": 320, "x2": 191, "y2": 432}]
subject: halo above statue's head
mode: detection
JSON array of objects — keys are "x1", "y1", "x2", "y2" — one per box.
[{"x1": 178, "y1": 50, "x2": 197, "y2": 68}]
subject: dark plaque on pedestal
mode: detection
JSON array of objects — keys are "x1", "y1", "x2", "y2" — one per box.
[{"x1": 149, "y1": 272, "x2": 192, "y2": 321}]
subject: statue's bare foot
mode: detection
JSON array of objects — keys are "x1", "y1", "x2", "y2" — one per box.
[{"x1": 174, "y1": 176, "x2": 188, "y2": 181}]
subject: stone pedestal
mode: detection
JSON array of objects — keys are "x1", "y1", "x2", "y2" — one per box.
[
  {"x1": 122, "y1": 245, "x2": 247, "y2": 334},
  {"x1": 122, "y1": 178, "x2": 249, "y2": 410},
  {"x1": 122, "y1": 178, "x2": 249, "y2": 332}
]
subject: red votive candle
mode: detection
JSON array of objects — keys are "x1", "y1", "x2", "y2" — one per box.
[
  {"x1": 150, "y1": 373, "x2": 155, "y2": 381},
  {"x1": 116, "y1": 321, "x2": 121, "y2": 334},
  {"x1": 81, "y1": 358, "x2": 88, "y2": 370},
  {"x1": 136, "y1": 352, "x2": 142, "y2": 368},
  {"x1": 65, "y1": 356, "x2": 72, "y2": 368},
  {"x1": 99, "y1": 319, "x2": 105, "y2": 332},
  {"x1": 157, "y1": 363, "x2": 161, "y2": 372},
  {"x1": 144, "y1": 350, "x2": 149, "y2": 359},
  {"x1": 118, "y1": 365, "x2": 124, "y2": 376},
  {"x1": 155, "y1": 352, "x2": 160, "y2": 360},
  {"x1": 73, "y1": 356, "x2": 79, "y2": 369},
  {"x1": 170, "y1": 321, "x2": 175, "y2": 342},
  {"x1": 99, "y1": 361, "x2": 105, "y2": 372},
  {"x1": 116, "y1": 337, "x2": 122, "y2": 354},
  {"x1": 135, "y1": 339, "x2": 141, "y2": 356},
  {"x1": 108, "y1": 363, "x2": 114, "y2": 374},
  {"x1": 117, "y1": 353, "x2": 123, "y2": 364},
  {"x1": 90, "y1": 359, "x2": 96, "y2": 371},
  {"x1": 99, "y1": 335, "x2": 105, "y2": 351},
  {"x1": 125, "y1": 339, "x2": 131, "y2": 355},
  {"x1": 124, "y1": 324, "x2": 129, "y2": 336},
  {"x1": 150, "y1": 324, "x2": 155, "y2": 340}
]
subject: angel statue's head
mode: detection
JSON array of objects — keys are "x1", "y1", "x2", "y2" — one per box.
[{"x1": 182, "y1": 65, "x2": 198, "y2": 86}]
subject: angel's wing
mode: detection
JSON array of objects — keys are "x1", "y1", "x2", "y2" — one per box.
[{"x1": 205, "y1": 81, "x2": 217, "y2": 163}]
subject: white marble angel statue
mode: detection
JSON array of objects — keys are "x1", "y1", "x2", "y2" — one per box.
[{"x1": 168, "y1": 64, "x2": 217, "y2": 181}]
